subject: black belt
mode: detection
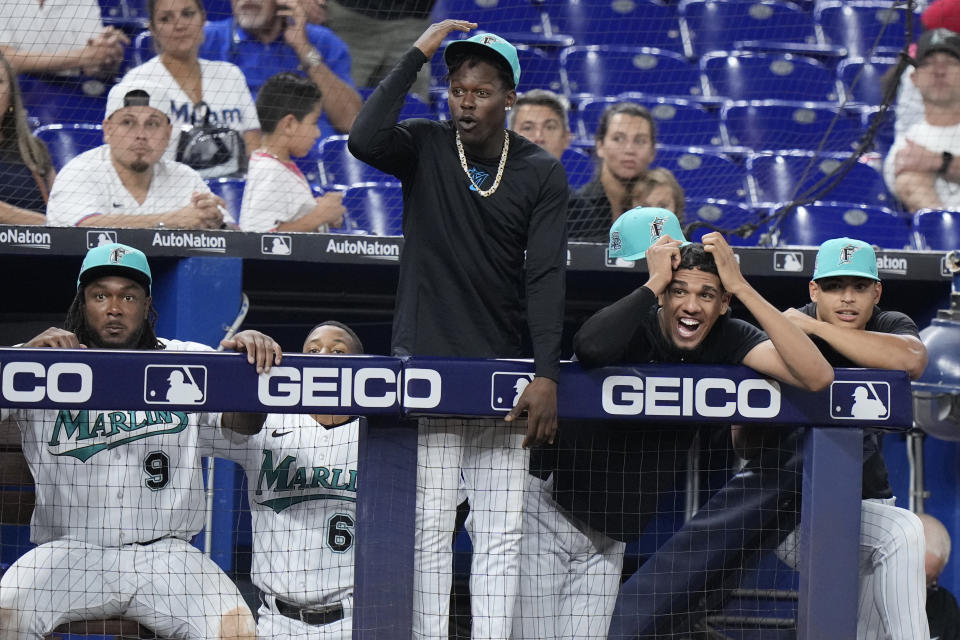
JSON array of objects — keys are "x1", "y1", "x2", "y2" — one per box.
[{"x1": 262, "y1": 593, "x2": 344, "y2": 626}]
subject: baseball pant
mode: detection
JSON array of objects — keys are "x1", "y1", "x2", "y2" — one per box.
[
  {"x1": 0, "y1": 537, "x2": 251, "y2": 639},
  {"x1": 256, "y1": 600, "x2": 352, "y2": 640},
  {"x1": 413, "y1": 418, "x2": 528, "y2": 640},
  {"x1": 513, "y1": 474, "x2": 626, "y2": 640},
  {"x1": 777, "y1": 498, "x2": 930, "y2": 640}
]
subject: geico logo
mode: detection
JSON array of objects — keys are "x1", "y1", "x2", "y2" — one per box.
[
  {"x1": 258, "y1": 367, "x2": 399, "y2": 408},
  {"x1": 0, "y1": 362, "x2": 93, "y2": 403},
  {"x1": 403, "y1": 368, "x2": 442, "y2": 409},
  {"x1": 601, "y1": 376, "x2": 781, "y2": 418}
]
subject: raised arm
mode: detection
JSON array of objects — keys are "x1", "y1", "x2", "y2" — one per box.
[
  {"x1": 218, "y1": 330, "x2": 283, "y2": 435},
  {"x1": 703, "y1": 233, "x2": 834, "y2": 391}
]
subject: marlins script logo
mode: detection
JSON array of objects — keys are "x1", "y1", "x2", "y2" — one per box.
[
  {"x1": 254, "y1": 450, "x2": 357, "y2": 515},
  {"x1": 47, "y1": 410, "x2": 190, "y2": 461}
]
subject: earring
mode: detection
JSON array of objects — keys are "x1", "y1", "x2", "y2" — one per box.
[{"x1": 505, "y1": 106, "x2": 512, "y2": 111}]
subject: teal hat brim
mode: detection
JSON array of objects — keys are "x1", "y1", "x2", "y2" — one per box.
[{"x1": 444, "y1": 37, "x2": 521, "y2": 87}]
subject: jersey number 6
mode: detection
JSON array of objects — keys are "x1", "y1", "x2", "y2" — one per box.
[{"x1": 327, "y1": 513, "x2": 355, "y2": 553}]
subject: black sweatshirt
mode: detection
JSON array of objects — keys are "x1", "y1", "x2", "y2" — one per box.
[{"x1": 349, "y1": 47, "x2": 568, "y2": 380}]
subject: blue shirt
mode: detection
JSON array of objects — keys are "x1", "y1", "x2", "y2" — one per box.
[{"x1": 199, "y1": 18, "x2": 354, "y2": 141}]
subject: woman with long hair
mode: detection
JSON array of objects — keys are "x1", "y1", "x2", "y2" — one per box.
[{"x1": 0, "y1": 51, "x2": 54, "y2": 225}]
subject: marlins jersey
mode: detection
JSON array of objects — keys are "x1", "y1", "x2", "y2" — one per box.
[
  {"x1": 0, "y1": 339, "x2": 219, "y2": 547},
  {"x1": 213, "y1": 415, "x2": 359, "y2": 607}
]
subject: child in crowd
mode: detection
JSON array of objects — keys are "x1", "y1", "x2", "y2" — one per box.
[
  {"x1": 239, "y1": 72, "x2": 345, "y2": 232},
  {"x1": 631, "y1": 167, "x2": 685, "y2": 222}
]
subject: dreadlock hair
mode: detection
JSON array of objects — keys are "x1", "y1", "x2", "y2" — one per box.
[{"x1": 64, "y1": 284, "x2": 164, "y2": 350}]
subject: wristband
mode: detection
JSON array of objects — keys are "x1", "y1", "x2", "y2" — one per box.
[
  {"x1": 303, "y1": 48, "x2": 323, "y2": 70},
  {"x1": 939, "y1": 151, "x2": 953, "y2": 176}
]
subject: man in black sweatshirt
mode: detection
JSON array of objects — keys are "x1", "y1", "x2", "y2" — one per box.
[{"x1": 348, "y1": 19, "x2": 567, "y2": 640}]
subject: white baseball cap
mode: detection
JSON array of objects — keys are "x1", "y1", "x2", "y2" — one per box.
[{"x1": 105, "y1": 80, "x2": 172, "y2": 121}]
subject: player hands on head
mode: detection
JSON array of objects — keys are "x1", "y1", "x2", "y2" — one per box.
[
  {"x1": 212, "y1": 320, "x2": 363, "y2": 639},
  {"x1": 0, "y1": 242, "x2": 281, "y2": 640}
]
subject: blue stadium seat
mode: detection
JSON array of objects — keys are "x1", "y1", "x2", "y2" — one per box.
[
  {"x1": 562, "y1": 147, "x2": 594, "y2": 189},
  {"x1": 836, "y1": 56, "x2": 898, "y2": 106},
  {"x1": 679, "y1": 0, "x2": 819, "y2": 59},
  {"x1": 429, "y1": 0, "x2": 568, "y2": 48},
  {"x1": 33, "y1": 124, "x2": 104, "y2": 171},
  {"x1": 684, "y1": 198, "x2": 770, "y2": 246},
  {"x1": 912, "y1": 209, "x2": 960, "y2": 251},
  {"x1": 204, "y1": 0, "x2": 234, "y2": 20},
  {"x1": 816, "y1": 1, "x2": 922, "y2": 58},
  {"x1": 576, "y1": 95, "x2": 722, "y2": 147},
  {"x1": 701, "y1": 52, "x2": 844, "y2": 103},
  {"x1": 358, "y1": 88, "x2": 435, "y2": 120},
  {"x1": 746, "y1": 151, "x2": 897, "y2": 209},
  {"x1": 653, "y1": 146, "x2": 748, "y2": 202},
  {"x1": 432, "y1": 44, "x2": 563, "y2": 93},
  {"x1": 342, "y1": 183, "x2": 404, "y2": 236},
  {"x1": 99, "y1": 0, "x2": 148, "y2": 28},
  {"x1": 133, "y1": 31, "x2": 155, "y2": 67},
  {"x1": 720, "y1": 100, "x2": 863, "y2": 152},
  {"x1": 546, "y1": 0, "x2": 685, "y2": 54},
  {"x1": 317, "y1": 136, "x2": 393, "y2": 188},
  {"x1": 19, "y1": 77, "x2": 112, "y2": 125},
  {"x1": 775, "y1": 203, "x2": 911, "y2": 248},
  {"x1": 206, "y1": 177, "x2": 246, "y2": 225},
  {"x1": 561, "y1": 46, "x2": 704, "y2": 101}
]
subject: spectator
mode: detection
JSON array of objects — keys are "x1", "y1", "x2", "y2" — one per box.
[
  {"x1": 46, "y1": 79, "x2": 230, "y2": 229},
  {"x1": 568, "y1": 102, "x2": 656, "y2": 241},
  {"x1": 921, "y1": 513, "x2": 960, "y2": 640},
  {"x1": 0, "y1": 50, "x2": 53, "y2": 225},
  {"x1": 212, "y1": 320, "x2": 364, "y2": 639},
  {"x1": 325, "y1": 0, "x2": 435, "y2": 100},
  {"x1": 631, "y1": 167, "x2": 685, "y2": 222},
  {"x1": 239, "y1": 72, "x2": 344, "y2": 232},
  {"x1": 0, "y1": 0, "x2": 128, "y2": 77},
  {"x1": 884, "y1": 28, "x2": 960, "y2": 213},
  {"x1": 120, "y1": 0, "x2": 261, "y2": 162},
  {"x1": 508, "y1": 88, "x2": 592, "y2": 188},
  {"x1": 199, "y1": 0, "x2": 362, "y2": 142}
]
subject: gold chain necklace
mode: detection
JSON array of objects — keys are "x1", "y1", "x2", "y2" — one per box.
[{"x1": 455, "y1": 129, "x2": 509, "y2": 198}]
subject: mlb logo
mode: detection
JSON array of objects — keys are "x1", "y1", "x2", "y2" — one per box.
[
  {"x1": 87, "y1": 230, "x2": 117, "y2": 249},
  {"x1": 774, "y1": 251, "x2": 803, "y2": 272},
  {"x1": 830, "y1": 381, "x2": 890, "y2": 420},
  {"x1": 604, "y1": 249, "x2": 635, "y2": 269},
  {"x1": 490, "y1": 372, "x2": 535, "y2": 411},
  {"x1": 144, "y1": 365, "x2": 207, "y2": 405},
  {"x1": 262, "y1": 235, "x2": 292, "y2": 255}
]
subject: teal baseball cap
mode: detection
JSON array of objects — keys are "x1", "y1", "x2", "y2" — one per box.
[
  {"x1": 444, "y1": 32, "x2": 521, "y2": 88},
  {"x1": 812, "y1": 237, "x2": 880, "y2": 281},
  {"x1": 77, "y1": 243, "x2": 152, "y2": 294},
  {"x1": 609, "y1": 207, "x2": 689, "y2": 261}
]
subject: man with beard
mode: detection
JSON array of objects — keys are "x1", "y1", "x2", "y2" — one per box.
[{"x1": 46, "y1": 79, "x2": 229, "y2": 229}]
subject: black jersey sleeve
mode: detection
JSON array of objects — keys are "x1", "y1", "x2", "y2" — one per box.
[{"x1": 573, "y1": 286, "x2": 659, "y2": 367}]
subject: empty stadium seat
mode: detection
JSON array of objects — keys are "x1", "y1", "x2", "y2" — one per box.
[
  {"x1": 561, "y1": 46, "x2": 703, "y2": 100},
  {"x1": 701, "y1": 52, "x2": 844, "y2": 103},
  {"x1": 546, "y1": 0, "x2": 685, "y2": 54},
  {"x1": 746, "y1": 151, "x2": 896, "y2": 209},
  {"x1": 98, "y1": 0, "x2": 148, "y2": 28},
  {"x1": 679, "y1": 0, "x2": 819, "y2": 58},
  {"x1": 19, "y1": 77, "x2": 112, "y2": 125},
  {"x1": 653, "y1": 146, "x2": 748, "y2": 202},
  {"x1": 317, "y1": 136, "x2": 393, "y2": 188},
  {"x1": 858, "y1": 105, "x2": 896, "y2": 155},
  {"x1": 775, "y1": 203, "x2": 911, "y2": 248},
  {"x1": 429, "y1": 0, "x2": 569, "y2": 48},
  {"x1": 577, "y1": 95, "x2": 722, "y2": 147},
  {"x1": 133, "y1": 30, "x2": 156, "y2": 67},
  {"x1": 33, "y1": 124, "x2": 104, "y2": 171},
  {"x1": 837, "y1": 56, "x2": 899, "y2": 106},
  {"x1": 206, "y1": 178, "x2": 246, "y2": 224},
  {"x1": 342, "y1": 183, "x2": 404, "y2": 236},
  {"x1": 562, "y1": 147, "x2": 594, "y2": 189},
  {"x1": 357, "y1": 88, "x2": 435, "y2": 120},
  {"x1": 720, "y1": 101, "x2": 863, "y2": 152},
  {"x1": 912, "y1": 209, "x2": 960, "y2": 251},
  {"x1": 684, "y1": 198, "x2": 770, "y2": 246},
  {"x1": 816, "y1": 1, "x2": 921, "y2": 58}
]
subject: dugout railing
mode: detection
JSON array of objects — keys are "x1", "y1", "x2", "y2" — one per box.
[{"x1": 0, "y1": 348, "x2": 912, "y2": 639}]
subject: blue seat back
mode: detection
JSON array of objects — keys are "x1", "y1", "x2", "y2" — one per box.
[
  {"x1": 206, "y1": 177, "x2": 246, "y2": 224},
  {"x1": 430, "y1": 0, "x2": 548, "y2": 42},
  {"x1": 562, "y1": 147, "x2": 594, "y2": 189},
  {"x1": 577, "y1": 95, "x2": 721, "y2": 147},
  {"x1": 343, "y1": 183, "x2": 404, "y2": 236},
  {"x1": 913, "y1": 210, "x2": 960, "y2": 251},
  {"x1": 653, "y1": 146, "x2": 748, "y2": 201},
  {"x1": 33, "y1": 124, "x2": 104, "y2": 171},
  {"x1": 747, "y1": 152, "x2": 896, "y2": 208},
  {"x1": 816, "y1": 1, "x2": 921, "y2": 58},
  {"x1": 701, "y1": 52, "x2": 842, "y2": 103},
  {"x1": 133, "y1": 31, "x2": 156, "y2": 67},
  {"x1": 680, "y1": 0, "x2": 817, "y2": 58},
  {"x1": 685, "y1": 198, "x2": 769, "y2": 246},
  {"x1": 720, "y1": 101, "x2": 863, "y2": 152},
  {"x1": 561, "y1": 46, "x2": 703, "y2": 100},
  {"x1": 19, "y1": 77, "x2": 112, "y2": 125},
  {"x1": 547, "y1": 0, "x2": 684, "y2": 54},
  {"x1": 836, "y1": 56, "x2": 897, "y2": 106},
  {"x1": 318, "y1": 136, "x2": 393, "y2": 188},
  {"x1": 776, "y1": 203, "x2": 911, "y2": 248}
]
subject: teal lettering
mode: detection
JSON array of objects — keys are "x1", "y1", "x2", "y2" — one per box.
[
  {"x1": 330, "y1": 468, "x2": 349, "y2": 490},
  {"x1": 346, "y1": 470, "x2": 358, "y2": 493},
  {"x1": 255, "y1": 450, "x2": 295, "y2": 496},
  {"x1": 48, "y1": 410, "x2": 88, "y2": 446},
  {"x1": 291, "y1": 467, "x2": 307, "y2": 490},
  {"x1": 313, "y1": 466, "x2": 331, "y2": 489},
  {"x1": 108, "y1": 411, "x2": 130, "y2": 433}
]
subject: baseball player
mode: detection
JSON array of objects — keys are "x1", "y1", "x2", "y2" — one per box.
[
  {"x1": 516, "y1": 208, "x2": 834, "y2": 639},
  {"x1": 0, "y1": 242, "x2": 281, "y2": 640},
  {"x1": 349, "y1": 20, "x2": 567, "y2": 639},
  {"x1": 763, "y1": 237, "x2": 930, "y2": 640},
  {"x1": 210, "y1": 321, "x2": 364, "y2": 639}
]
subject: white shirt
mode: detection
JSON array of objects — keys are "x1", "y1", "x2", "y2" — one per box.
[
  {"x1": 212, "y1": 416, "x2": 359, "y2": 606},
  {"x1": 884, "y1": 120, "x2": 960, "y2": 209},
  {"x1": 240, "y1": 151, "x2": 321, "y2": 232},
  {"x1": 121, "y1": 58, "x2": 261, "y2": 161},
  {"x1": 0, "y1": 0, "x2": 103, "y2": 55},
  {"x1": 45, "y1": 145, "x2": 229, "y2": 226},
  {"x1": 0, "y1": 340, "x2": 222, "y2": 547}
]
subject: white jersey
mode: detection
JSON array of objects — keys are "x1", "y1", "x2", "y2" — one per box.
[
  {"x1": 121, "y1": 57, "x2": 260, "y2": 161},
  {"x1": 46, "y1": 145, "x2": 226, "y2": 227},
  {"x1": 213, "y1": 415, "x2": 359, "y2": 607},
  {"x1": 0, "y1": 339, "x2": 220, "y2": 547},
  {"x1": 0, "y1": 0, "x2": 103, "y2": 56},
  {"x1": 884, "y1": 120, "x2": 960, "y2": 208},
  {"x1": 239, "y1": 152, "x2": 321, "y2": 233}
]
